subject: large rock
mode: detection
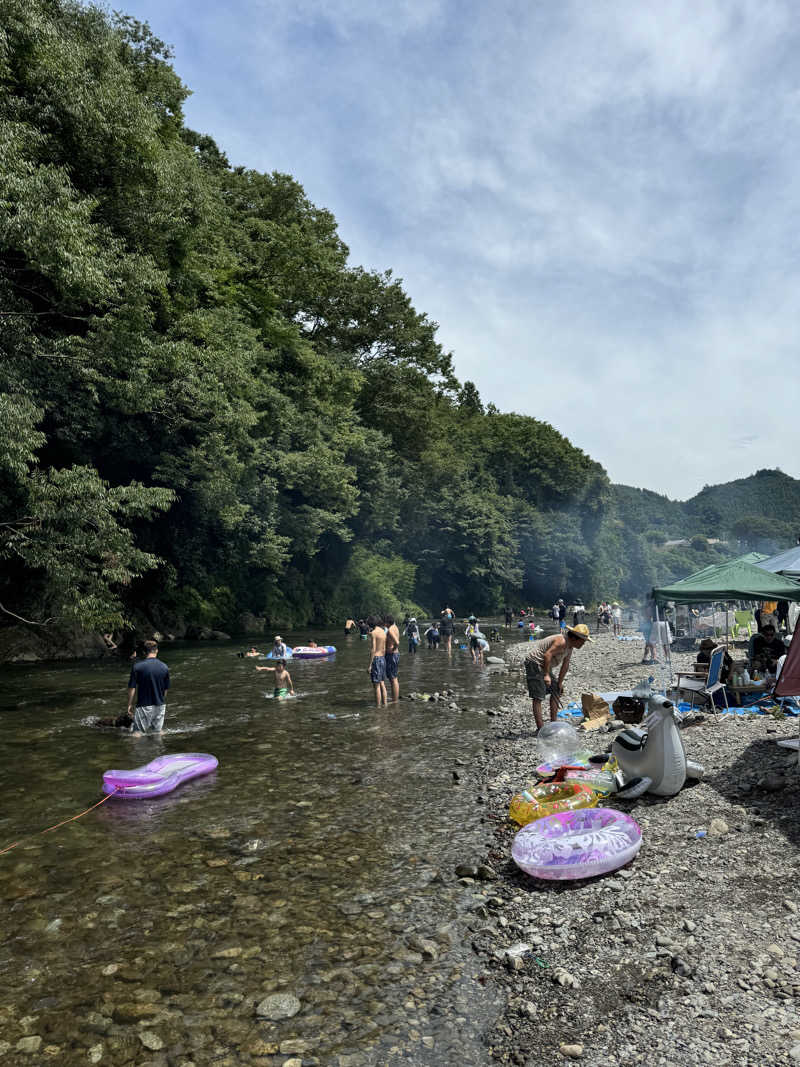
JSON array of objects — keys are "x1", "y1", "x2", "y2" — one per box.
[
  {"x1": 0, "y1": 623, "x2": 108, "y2": 663},
  {"x1": 236, "y1": 612, "x2": 266, "y2": 634}
]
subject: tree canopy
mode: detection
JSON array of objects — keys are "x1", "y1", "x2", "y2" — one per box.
[{"x1": 2, "y1": 1, "x2": 798, "y2": 640}]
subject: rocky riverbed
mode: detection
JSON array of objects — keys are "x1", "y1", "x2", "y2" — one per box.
[{"x1": 455, "y1": 630, "x2": 800, "y2": 1066}]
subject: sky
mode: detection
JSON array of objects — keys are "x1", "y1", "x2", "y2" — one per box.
[{"x1": 122, "y1": 0, "x2": 800, "y2": 499}]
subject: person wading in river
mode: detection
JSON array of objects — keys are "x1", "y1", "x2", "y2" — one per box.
[
  {"x1": 384, "y1": 614, "x2": 401, "y2": 703},
  {"x1": 367, "y1": 615, "x2": 387, "y2": 707},
  {"x1": 127, "y1": 639, "x2": 170, "y2": 735},
  {"x1": 524, "y1": 624, "x2": 592, "y2": 732}
]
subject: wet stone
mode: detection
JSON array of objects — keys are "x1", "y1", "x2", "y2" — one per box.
[
  {"x1": 139, "y1": 1032, "x2": 165, "y2": 1051},
  {"x1": 16, "y1": 1036, "x2": 43, "y2": 1053},
  {"x1": 255, "y1": 993, "x2": 301, "y2": 1020}
]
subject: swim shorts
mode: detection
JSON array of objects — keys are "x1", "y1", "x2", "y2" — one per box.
[
  {"x1": 524, "y1": 660, "x2": 549, "y2": 701},
  {"x1": 274, "y1": 687, "x2": 290, "y2": 698},
  {"x1": 370, "y1": 655, "x2": 386, "y2": 683},
  {"x1": 385, "y1": 652, "x2": 399, "y2": 680},
  {"x1": 133, "y1": 703, "x2": 166, "y2": 733}
]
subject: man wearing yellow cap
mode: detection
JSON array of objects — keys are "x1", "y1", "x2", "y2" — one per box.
[{"x1": 524, "y1": 624, "x2": 593, "y2": 731}]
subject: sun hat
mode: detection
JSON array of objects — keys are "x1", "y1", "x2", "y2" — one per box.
[
  {"x1": 699, "y1": 638, "x2": 715, "y2": 650},
  {"x1": 565, "y1": 623, "x2": 593, "y2": 642}
]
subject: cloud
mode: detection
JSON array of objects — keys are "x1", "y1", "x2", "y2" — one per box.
[{"x1": 125, "y1": 0, "x2": 800, "y2": 497}]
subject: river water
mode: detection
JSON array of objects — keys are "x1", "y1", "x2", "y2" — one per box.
[{"x1": 0, "y1": 626, "x2": 527, "y2": 1065}]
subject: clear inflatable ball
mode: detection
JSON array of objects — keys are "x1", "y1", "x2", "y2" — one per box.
[{"x1": 537, "y1": 721, "x2": 579, "y2": 765}]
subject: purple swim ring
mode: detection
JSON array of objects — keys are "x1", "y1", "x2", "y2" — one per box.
[
  {"x1": 512, "y1": 807, "x2": 642, "y2": 881},
  {"x1": 103, "y1": 753, "x2": 218, "y2": 799}
]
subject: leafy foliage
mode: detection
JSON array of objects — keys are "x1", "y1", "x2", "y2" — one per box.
[{"x1": 3, "y1": 1, "x2": 798, "y2": 640}]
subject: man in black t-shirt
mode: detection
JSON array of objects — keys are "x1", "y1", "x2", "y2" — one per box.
[
  {"x1": 750, "y1": 625, "x2": 785, "y2": 675},
  {"x1": 127, "y1": 639, "x2": 170, "y2": 734}
]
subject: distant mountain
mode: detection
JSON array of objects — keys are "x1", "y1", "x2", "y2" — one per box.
[{"x1": 609, "y1": 469, "x2": 800, "y2": 597}]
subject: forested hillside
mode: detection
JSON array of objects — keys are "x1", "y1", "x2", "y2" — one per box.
[
  {"x1": 1, "y1": 2, "x2": 798, "y2": 650},
  {"x1": 0, "y1": 0, "x2": 619, "y2": 641},
  {"x1": 610, "y1": 470, "x2": 800, "y2": 598}
]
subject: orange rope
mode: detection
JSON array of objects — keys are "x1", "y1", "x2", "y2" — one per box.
[{"x1": 0, "y1": 788, "x2": 120, "y2": 856}]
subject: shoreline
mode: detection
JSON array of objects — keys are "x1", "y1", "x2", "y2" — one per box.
[{"x1": 457, "y1": 631, "x2": 800, "y2": 1065}]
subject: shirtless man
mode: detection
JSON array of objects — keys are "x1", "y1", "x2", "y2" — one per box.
[
  {"x1": 384, "y1": 614, "x2": 401, "y2": 702},
  {"x1": 524, "y1": 624, "x2": 592, "y2": 731},
  {"x1": 367, "y1": 614, "x2": 387, "y2": 706}
]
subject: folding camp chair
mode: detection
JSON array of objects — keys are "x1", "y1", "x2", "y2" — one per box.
[{"x1": 675, "y1": 645, "x2": 730, "y2": 711}]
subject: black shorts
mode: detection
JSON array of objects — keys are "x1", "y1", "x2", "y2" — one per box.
[{"x1": 525, "y1": 660, "x2": 555, "y2": 700}]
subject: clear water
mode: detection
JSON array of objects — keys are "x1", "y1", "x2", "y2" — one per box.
[{"x1": 0, "y1": 627, "x2": 517, "y2": 1065}]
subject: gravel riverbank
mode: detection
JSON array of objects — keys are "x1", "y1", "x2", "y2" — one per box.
[{"x1": 457, "y1": 630, "x2": 800, "y2": 1067}]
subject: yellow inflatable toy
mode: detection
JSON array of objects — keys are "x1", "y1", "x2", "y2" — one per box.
[{"x1": 509, "y1": 782, "x2": 599, "y2": 827}]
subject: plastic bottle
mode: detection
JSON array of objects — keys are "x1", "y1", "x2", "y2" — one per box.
[
  {"x1": 632, "y1": 678, "x2": 653, "y2": 701},
  {"x1": 742, "y1": 669, "x2": 751, "y2": 685}
]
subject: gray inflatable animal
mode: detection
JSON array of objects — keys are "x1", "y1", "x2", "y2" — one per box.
[{"x1": 612, "y1": 692, "x2": 704, "y2": 799}]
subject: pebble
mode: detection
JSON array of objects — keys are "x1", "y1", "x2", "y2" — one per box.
[
  {"x1": 789, "y1": 1046, "x2": 800, "y2": 1063},
  {"x1": 15, "y1": 1036, "x2": 42, "y2": 1053},
  {"x1": 559, "y1": 1044, "x2": 584, "y2": 1059},
  {"x1": 255, "y1": 993, "x2": 301, "y2": 1020},
  {"x1": 139, "y1": 1032, "x2": 164, "y2": 1051},
  {"x1": 708, "y1": 818, "x2": 729, "y2": 837},
  {"x1": 280, "y1": 1039, "x2": 311, "y2": 1055}
]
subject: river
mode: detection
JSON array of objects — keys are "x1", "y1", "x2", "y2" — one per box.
[{"x1": 0, "y1": 624, "x2": 531, "y2": 1065}]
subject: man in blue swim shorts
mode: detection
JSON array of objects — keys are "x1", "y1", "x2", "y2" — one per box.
[
  {"x1": 383, "y1": 614, "x2": 401, "y2": 702},
  {"x1": 367, "y1": 615, "x2": 387, "y2": 706}
]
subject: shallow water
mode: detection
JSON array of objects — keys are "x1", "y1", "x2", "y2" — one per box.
[{"x1": 0, "y1": 627, "x2": 520, "y2": 1065}]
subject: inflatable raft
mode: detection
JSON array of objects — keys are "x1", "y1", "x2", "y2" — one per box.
[
  {"x1": 292, "y1": 645, "x2": 336, "y2": 659},
  {"x1": 103, "y1": 753, "x2": 218, "y2": 799},
  {"x1": 264, "y1": 646, "x2": 293, "y2": 659}
]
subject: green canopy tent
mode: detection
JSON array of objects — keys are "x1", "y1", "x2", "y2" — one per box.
[
  {"x1": 657, "y1": 552, "x2": 770, "y2": 594},
  {"x1": 653, "y1": 559, "x2": 800, "y2": 605},
  {"x1": 651, "y1": 560, "x2": 800, "y2": 686}
]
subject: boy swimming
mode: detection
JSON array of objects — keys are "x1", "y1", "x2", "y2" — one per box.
[{"x1": 255, "y1": 659, "x2": 295, "y2": 698}]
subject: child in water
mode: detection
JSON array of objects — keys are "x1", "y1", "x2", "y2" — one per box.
[{"x1": 255, "y1": 659, "x2": 295, "y2": 699}]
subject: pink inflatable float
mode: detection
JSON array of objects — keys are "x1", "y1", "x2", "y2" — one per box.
[
  {"x1": 103, "y1": 753, "x2": 218, "y2": 799},
  {"x1": 512, "y1": 807, "x2": 642, "y2": 881}
]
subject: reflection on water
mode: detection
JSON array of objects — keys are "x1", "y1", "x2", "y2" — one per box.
[{"x1": 0, "y1": 628, "x2": 516, "y2": 1064}]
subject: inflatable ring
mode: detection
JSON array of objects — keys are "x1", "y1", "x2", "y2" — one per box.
[
  {"x1": 512, "y1": 807, "x2": 642, "y2": 881},
  {"x1": 509, "y1": 782, "x2": 598, "y2": 826}
]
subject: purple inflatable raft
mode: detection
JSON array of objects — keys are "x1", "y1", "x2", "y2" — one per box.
[{"x1": 103, "y1": 753, "x2": 218, "y2": 799}]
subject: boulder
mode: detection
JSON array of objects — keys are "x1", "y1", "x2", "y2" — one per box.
[{"x1": 236, "y1": 612, "x2": 265, "y2": 634}]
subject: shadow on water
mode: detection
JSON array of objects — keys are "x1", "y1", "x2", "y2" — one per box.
[{"x1": 0, "y1": 626, "x2": 518, "y2": 1064}]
